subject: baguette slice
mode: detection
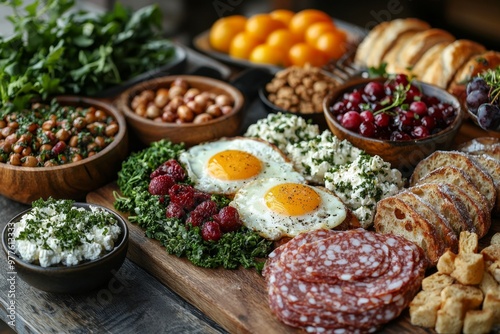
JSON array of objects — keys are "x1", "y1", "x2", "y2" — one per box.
[
  {"x1": 374, "y1": 194, "x2": 443, "y2": 265},
  {"x1": 440, "y1": 183, "x2": 491, "y2": 238},
  {"x1": 410, "y1": 150, "x2": 497, "y2": 210},
  {"x1": 365, "y1": 18, "x2": 430, "y2": 68},
  {"x1": 420, "y1": 40, "x2": 486, "y2": 88},
  {"x1": 412, "y1": 42, "x2": 451, "y2": 79},
  {"x1": 399, "y1": 28, "x2": 455, "y2": 73},
  {"x1": 383, "y1": 30, "x2": 420, "y2": 74},
  {"x1": 355, "y1": 21, "x2": 390, "y2": 67},
  {"x1": 396, "y1": 191, "x2": 458, "y2": 253},
  {"x1": 468, "y1": 154, "x2": 500, "y2": 215},
  {"x1": 408, "y1": 183, "x2": 474, "y2": 235},
  {"x1": 414, "y1": 166, "x2": 491, "y2": 214}
]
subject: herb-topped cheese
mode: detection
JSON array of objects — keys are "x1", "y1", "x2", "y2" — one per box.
[
  {"x1": 286, "y1": 130, "x2": 364, "y2": 184},
  {"x1": 13, "y1": 198, "x2": 121, "y2": 267},
  {"x1": 324, "y1": 155, "x2": 404, "y2": 228},
  {"x1": 244, "y1": 112, "x2": 319, "y2": 154}
]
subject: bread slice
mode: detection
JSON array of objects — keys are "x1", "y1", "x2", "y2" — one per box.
[
  {"x1": 410, "y1": 150, "x2": 497, "y2": 210},
  {"x1": 396, "y1": 191, "x2": 458, "y2": 253},
  {"x1": 365, "y1": 18, "x2": 430, "y2": 68},
  {"x1": 383, "y1": 30, "x2": 420, "y2": 74},
  {"x1": 414, "y1": 166, "x2": 491, "y2": 214},
  {"x1": 420, "y1": 40, "x2": 486, "y2": 88},
  {"x1": 399, "y1": 28, "x2": 455, "y2": 73},
  {"x1": 374, "y1": 194, "x2": 443, "y2": 265},
  {"x1": 411, "y1": 42, "x2": 451, "y2": 80},
  {"x1": 468, "y1": 154, "x2": 500, "y2": 215},
  {"x1": 408, "y1": 183, "x2": 474, "y2": 235},
  {"x1": 355, "y1": 21, "x2": 390, "y2": 67}
]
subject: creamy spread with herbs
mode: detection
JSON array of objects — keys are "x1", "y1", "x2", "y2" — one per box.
[
  {"x1": 286, "y1": 130, "x2": 364, "y2": 184},
  {"x1": 13, "y1": 199, "x2": 121, "y2": 267},
  {"x1": 244, "y1": 112, "x2": 319, "y2": 154},
  {"x1": 325, "y1": 155, "x2": 404, "y2": 228}
]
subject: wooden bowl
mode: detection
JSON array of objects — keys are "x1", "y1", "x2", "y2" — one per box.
[
  {"x1": 115, "y1": 75, "x2": 245, "y2": 147},
  {"x1": 466, "y1": 107, "x2": 500, "y2": 136},
  {"x1": 0, "y1": 96, "x2": 128, "y2": 204},
  {"x1": 2, "y1": 203, "x2": 128, "y2": 294},
  {"x1": 323, "y1": 78, "x2": 463, "y2": 176}
]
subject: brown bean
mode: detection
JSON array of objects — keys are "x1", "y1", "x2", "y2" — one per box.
[
  {"x1": 85, "y1": 110, "x2": 97, "y2": 124},
  {"x1": 87, "y1": 122, "x2": 105, "y2": 136},
  {"x1": 88, "y1": 151, "x2": 96, "y2": 157},
  {"x1": 56, "y1": 129, "x2": 70, "y2": 141},
  {"x1": 27, "y1": 123, "x2": 38, "y2": 133},
  {"x1": 94, "y1": 136, "x2": 106, "y2": 148},
  {"x1": 140, "y1": 90, "x2": 155, "y2": 101},
  {"x1": 73, "y1": 117, "x2": 87, "y2": 130},
  {"x1": 154, "y1": 89, "x2": 170, "y2": 108},
  {"x1": 169, "y1": 85, "x2": 186, "y2": 99},
  {"x1": 87, "y1": 142, "x2": 98, "y2": 152},
  {"x1": 131, "y1": 95, "x2": 145, "y2": 110},
  {"x1": 9, "y1": 153, "x2": 21, "y2": 166},
  {"x1": 0, "y1": 120, "x2": 7, "y2": 128},
  {"x1": 105, "y1": 124, "x2": 119, "y2": 137},
  {"x1": 185, "y1": 88, "x2": 201, "y2": 101},
  {"x1": 21, "y1": 147, "x2": 32, "y2": 156},
  {"x1": 194, "y1": 94, "x2": 209, "y2": 107},
  {"x1": 19, "y1": 133, "x2": 33, "y2": 143},
  {"x1": 95, "y1": 109, "x2": 107, "y2": 121},
  {"x1": 177, "y1": 105, "x2": 194, "y2": 122},
  {"x1": 1, "y1": 127, "x2": 14, "y2": 138},
  {"x1": 22, "y1": 155, "x2": 38, "y2": 167},
  {"x1": 69, "y1": 135, "x2": 79, "y2": 147},
  {"x1": 172, "y1": 78, "x2": 189, "y2": 90},
  {"x1": 186, "y1": 101, "x2": 204, "y2": 115},
  {"x1": 206, "y1": 105, "x2": 222, "y2": 117},
  {"x1": 0, "y1": 141, "x2": 12, "y2": 154},
  {"x1": 72, "y1": 154, "x2": 83, "y2": 162},
  {"x1": 8, "y1": 121, "x2": 19, "y2": 130},
  {"x1": 44, "y1": 160, "x2": 56, "y2": 167},
  {"x1": 13, "y1": 144, "x2": 24, "y2": 154},
  {"x1": 193, "y1": 113, "x2": 213, "y2": 124},
  {"x1": 146, "y1": 104, "x2": 161, "y2": 119},
  {"x1": 135, "y1": 104, "x2": 147, "y2": 117},
  {"x1": 221, "y1": 106, "x2": 233, "y2": 115},
  {"x1": 49, "y1": 114, "x2": 57, "y2": 122},
  {"x1": 215, "y1": 94, "x2": 232, "y2": 107},
  {"x1": 5, "y1": 133, "x2": 18, "y2": 145},
  {"x1": 167, "y1": 96, "x2": 184, "y2": 110},
  {"x1": 162, "y1": 111, "x2": 177, "y2": 123},
  {"x1": 42, "y1": 120, "x2": 56, "y2": 131},
  {"x1": 40, "y1": 144, "x2": 53, "y2": 152}
]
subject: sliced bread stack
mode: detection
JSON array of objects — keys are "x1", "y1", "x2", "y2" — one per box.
[{"x1": 374, "y1": 150, "x2": 498, "y2": 266}]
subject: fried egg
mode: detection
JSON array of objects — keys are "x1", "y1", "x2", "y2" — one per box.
[
  {"x1": 230, "y1": 177, "x2": 348, "y2": 240},
  {"x1": 178, "y1": 138, "x2": 304, "y2": 195}
]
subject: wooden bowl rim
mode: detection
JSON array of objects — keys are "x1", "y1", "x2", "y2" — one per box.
[
  {"x1": 0, "y1": 95, "x2": 127, "y2": 172},
  {"x1": 116, "y1": 74, "x2": 245, "y2": 128},
  {"x1": 1, "y1": 202, "x2": 129, "y2": 272},
  {"x1": 323, "y1": 77, "x2": 464, "y2": 146}
]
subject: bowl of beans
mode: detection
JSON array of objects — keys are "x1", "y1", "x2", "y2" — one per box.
[
  {"x1": 323, "y1": 75, "x2": 463, "y2": 175},
  {"x1": 115, "y1": 75, "x2": 245, "y2": 147},
  {"x1": 0, "y1": 96, "x2": 128, "y2": 204}
]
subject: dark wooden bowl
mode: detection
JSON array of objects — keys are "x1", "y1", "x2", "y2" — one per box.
[
  {"x1": 2, "y1": 203, "x2": 129, "y2": 294},
  {"x1": 323, "y1": 78, "x2": 463, "y2": 176},
  {"x1": 466, "y1": 107, "x2": 500, "y2": 135},
  {"x1": 0, "y1": 96, "x2": 129, "y2": 204},
  {"x1": 115, "y1": 75, "x2": 245, "y2": 147}
]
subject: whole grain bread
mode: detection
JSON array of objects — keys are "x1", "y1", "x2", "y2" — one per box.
[
  {"x1": 410, "y1": 150, "x2": 497, "y2": 210},
  {"x1": 374, "y1": 194, "x2": 443, "y2": 265}
]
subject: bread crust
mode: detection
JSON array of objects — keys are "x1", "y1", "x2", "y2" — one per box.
[
  {"x1": 412, "y1": 42, "x2": 451, "y2": 79},
  {"x1": 354, "y1": 21, "x2": 390, "y2": 66},
  {"x1": 383, "y1": 30, "x2": 420, "y2": 74},
  {"x1": 468, "y1": 154, "x2": 500, "y2": 216}
]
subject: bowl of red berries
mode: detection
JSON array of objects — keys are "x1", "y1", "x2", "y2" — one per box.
[
  {"x1": 323, "y1": 74, "x2": 463, "y2": 174},
  {"x1": 465, "y1": 68, "x2": 500, "y2": 133}
]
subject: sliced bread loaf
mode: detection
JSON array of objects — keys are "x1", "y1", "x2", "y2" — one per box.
[
  {"x1": 410, "y1": 151, "x2": 497, "y2": 210},
  {"x1": 374, "y1": 194, "x2": 443, "y2": 265},
  {"x1": 468, "y1": 154, "x2": 500, "y2": 215},
  {"x1": 396, "y1": 191, "x2": 458, "y2": 253},
  {"x1": 408, "y1": 183, "x2": 474, "y2": 235},
  {"x1": 414, "y1": 166, "x2": 491, "y2": 214}
]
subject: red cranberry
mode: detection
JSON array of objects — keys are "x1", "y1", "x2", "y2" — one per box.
[
  {"x1": 411, "y1": 125, "x2": 430, "y2": 139},
  {"x1": 421, "y1": 116, "x2": 435, "y2": 130},
  {"x1": 341, "y1": 111, "x2": 362, "y2": 131},
  {"x1": 194, "y1": 200, "x2": 219, "y2": 219},
  {"x1": 405, "y1": 85, "x2": 422, "y2": 103},
  {"x1": 394, "y1": 74, "x2": 409, "y2": 86},
  {"x1": 359, "y1": 121, "x2": 376, "y2": 138},
  {"x1": 347, "y1": 91, "x2": 362, "y2": 104},
  {"x1": 360, "y1": 110, "x2": 374, "y2": 123},
  {"x1": 374, "y1": 113, "x2": 390, "y2": 128},
  {"x1": 390, "y1": 131, "x2": 412, "y2": 141},
  {"x1": 331, "y1": 101, "x2": 346, "y2": 115},
  {"x1": 149, "y1": 175, "x2": 176, "y2": 196},
  {"x1": 363, "y1": 81, "x2": 385, "y2": 100},
  {"x1": 150, "y1": 159, "x2": 186, "y2": 181},
  {"x1": 168, "y1": 184, "x2": 196, "y2": 210},
  {"x1": 201, "y1": 221, "x2": 222, "y2": 241},
  {"x1": 166, "y1": 202, "x2": 185, "y2": 220},
  {"x1": 409, "y1": 101, "x2": 428, "y2": 116}
]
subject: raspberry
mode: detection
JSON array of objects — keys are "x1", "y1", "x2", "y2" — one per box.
[
  {"x1": 194, "y1": 200, "x2": 218, "y2": 219},
  {"x1": 201, "y1": 221, "x2": 222, "y2": 242},
  {"x1": 150, "y1": 159, "x2": 186, "y2": 181},
  {"x1": 148, "y1": 175, "x2": 176, "y2": 196},
  {"x1": 166, "y1": 202, "x2": 185, "y2": 220},
  {"x1": 186, "y1": 211, "x2": 204, "y2": 227},
  {"x1": 168, "y1": 184, "x2": 196, "y2": 210},
  {"x1": 193, "y1": 190, "x2": 211, "y2": 205},
  {"x1": 214, "y1": 206, "x2": 242, "y2": 233}
]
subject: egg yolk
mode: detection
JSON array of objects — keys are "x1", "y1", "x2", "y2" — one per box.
[
  {"x1": 207, "y1": 150, "x2": 262, "y2": 180},
  {"x1": 264, "y1": 183, "x2": 321, "y2": 216}
]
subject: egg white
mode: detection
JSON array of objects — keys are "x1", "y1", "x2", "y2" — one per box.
[
  {"x1": 178, "y1": 138, "x2": 304, "y2": 195},
  {"x1": 230, "y1": 177, "x2": 348, "y2": 240}
]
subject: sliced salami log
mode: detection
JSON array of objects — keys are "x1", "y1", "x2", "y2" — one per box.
[{"x1": 263, "y1": 228, "x2": 427, "y2": 333}]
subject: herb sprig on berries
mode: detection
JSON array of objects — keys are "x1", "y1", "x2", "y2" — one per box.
[
  {"x1": 113, "y1": 140, "x2": 272, "y2": 271},
  {"x1": 480, "y1": 67, "x2": 500, "y2": 105}
]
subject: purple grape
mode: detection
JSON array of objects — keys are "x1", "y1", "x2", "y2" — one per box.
[
  {"x1": 466, "y1": 77, "x2": 489, "y2": 95},
  {"x1": 466, "y1": 90, "x2": 490, "y2": 114},
  {"x1": 477, "y1": 103, "x2": 500, "y2": 130}
]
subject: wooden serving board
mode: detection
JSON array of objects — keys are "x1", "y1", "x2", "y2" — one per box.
[
  {"x1": 86, "y1": 121, "x2": 500, "y2": 334},
  {"x1": 86, "y1": 184, "x2": 500, "y2": 334}
]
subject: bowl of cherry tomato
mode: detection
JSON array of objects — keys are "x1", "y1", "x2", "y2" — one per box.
[{"x1": 323, "y1": 74, "x2": 463, "y2": 175}]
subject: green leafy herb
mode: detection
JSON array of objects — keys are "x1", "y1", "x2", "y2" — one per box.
[
  {"x1": 113, "y1": 140, "x2": 273, "y2": 271},
  {"x1": 373, "y1": 82, "x2": 411, "y2": 116},
  {"x1": 479, "y1": 67, "x2": 500, "y2": 104},
  {"x1": 367, "y1": 63, "x2": 388, "y2": 78},
  {"x1": 0, "y1": 0, "x2": 176, "y2": 110}
]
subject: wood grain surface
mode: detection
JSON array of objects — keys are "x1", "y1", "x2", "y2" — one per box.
[{"x1": 86, "y1": 120, "x2": 500, "y2": 334}]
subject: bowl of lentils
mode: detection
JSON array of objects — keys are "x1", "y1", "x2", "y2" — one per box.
[
  {"x1": 0, "y1": 96, "x2": 128, "y2": 204},
  {"x1": 323, "y1": 74, "x2": 463, "y2": 174}
]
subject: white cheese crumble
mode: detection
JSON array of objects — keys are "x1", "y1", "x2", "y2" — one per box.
[
  {"x1": 324, "y1": 155, "x2": 404, "y2": 228},
  {"x1": 13, "y1": 199, "x2": 121, "y2": 267},
  {"x1": 244, "y1": 112, "x2": 319, "y2": 154},
  {"x1": 285, "y1": 130, "x2": 364, "y2": 184}
]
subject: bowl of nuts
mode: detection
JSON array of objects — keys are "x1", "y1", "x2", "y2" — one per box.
[
  {"x1": 0, "y1": 96, "x2": 128, "y2": 204},
  {"x1": 323, "y1": 75, "x2": 463, "y2": 174},
  {"x1": 258, "y1": 65, "x2": 340, "y2": 130},
  {"x1": 115, "y1": 75, "x2": 245, "y2": 146}
]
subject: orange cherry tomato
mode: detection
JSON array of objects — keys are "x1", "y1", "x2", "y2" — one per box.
[
  {"x1": 289, "y1": 9, "x2": 332, "y2": 41},
  {"x1": 250, "y1": 44, "x2": 287, "y2": 66},
  {"x1": 269, "y1": 9, "x2": 295, "y2": 26},
  {"x1": 209, "y1": 15, "x2": 247, "y2": 53},
  {"x1": 305, "y1": 22, "x2": 337, "y2": 46},
  {"x1": 229, "y1": 31, "x2": 262, "y2": 59},
  {"x1": 315, "y1": 30, "x2": 348, "y2": 60},
  {"x1": 289, "y1": 42, "x2": 328, "y2": 67},
  {"x1": 245, "y1": 14, "x2": 287, "y2": 42}
]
